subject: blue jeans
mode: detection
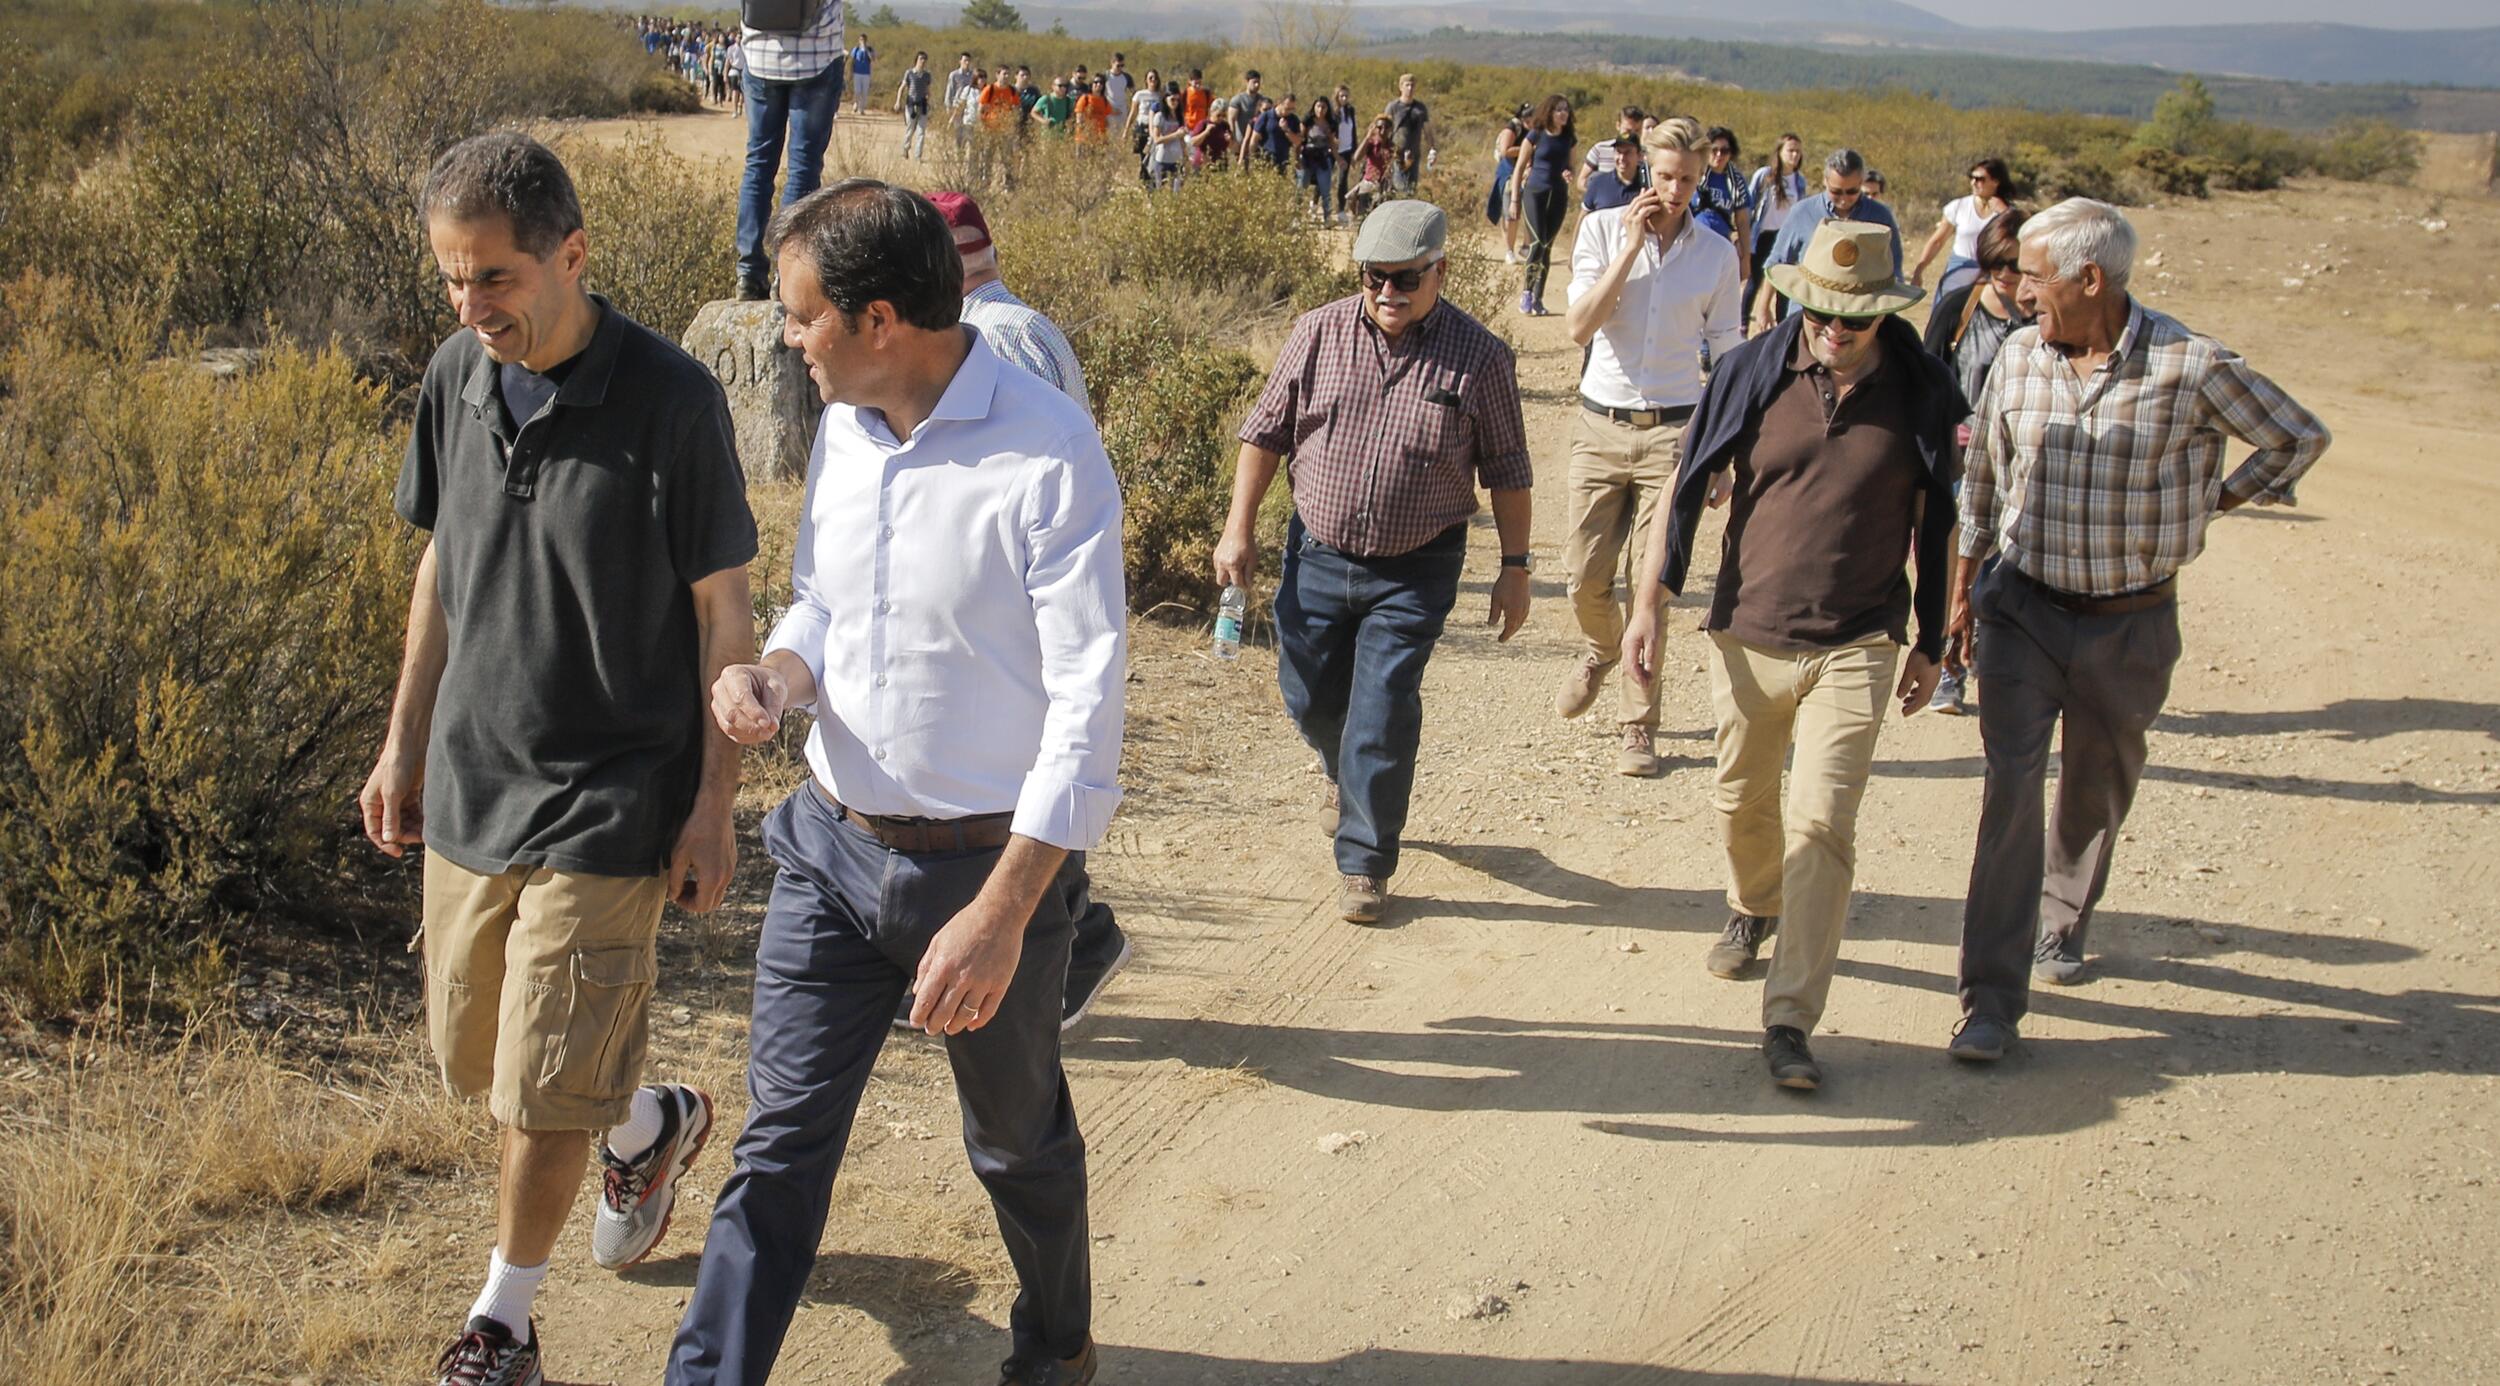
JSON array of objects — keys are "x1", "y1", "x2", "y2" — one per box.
[
  {"x1": 1275, "y1": 516, "x2": 1468, "y2": 879},
  {"x1": 668, "y1": 787, "x2": 1089, "y2": 1383},
  {"x1": 736, "y1": 64, "x2": 844, "y2": 283},
  {"x1": 1297, "y1": 160, "x2": 1334, "y2": 215}
]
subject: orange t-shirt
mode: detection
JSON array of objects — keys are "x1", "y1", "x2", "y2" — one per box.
[
  {"x1": 1182, "y1": 85, "x2": 1213, "y2": 131},
  {"x1": 979, "y1": 82, "x2": 1022, "y2": 130},
  {"x1": 1073, "y1": 92, "x2": 1113, "y2": 139}
]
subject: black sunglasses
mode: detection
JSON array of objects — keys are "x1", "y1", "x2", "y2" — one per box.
[
  {"x1": 1801, "y1": 307, "x2": 1879, "y2": 332},
  {"x1": 1362, "y1": 263, "x2": 1437, "y2": 293}
]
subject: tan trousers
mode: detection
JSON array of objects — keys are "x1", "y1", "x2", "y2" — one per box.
[
  {"x1": 1562, "y1": 407, "x2": 1685, "y2": 729},
  {"x1": 1707, "y1": 631, "x2": 1901, "y2": 1034}
]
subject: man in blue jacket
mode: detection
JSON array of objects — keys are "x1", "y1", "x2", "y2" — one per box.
[
  {"x1": 1622, "y1": 220, "x2": 1963, "y2": 1093},
  {"x1": 1750, "y1": 148, "x2": 1899, "y2": 334}
]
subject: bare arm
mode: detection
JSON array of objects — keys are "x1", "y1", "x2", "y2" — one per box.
[
  {"x1": 1912, "y1": 217, "x2": 1952, "y2": 285},
  {"x1": 910, "y1": 833, "x2": 1069, "y2": 1035},
  {"x1": 1486, "y1": 486, "x2": 1533, "y2": 641},
  {"x1": 359, "y1": 541, "x2": 449, "y2": 857},
  {"x1": 1212, "y1": 442, "x2": 1285, "y2": 589}
]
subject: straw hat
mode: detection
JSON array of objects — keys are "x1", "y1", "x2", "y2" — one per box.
[{"x1": 1766, "y1": 220, "x2": 1925, "y2": 318}]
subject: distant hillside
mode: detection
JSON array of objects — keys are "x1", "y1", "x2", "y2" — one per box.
[
  {"x1": 1354, "y1": 27, "x2": 2500, "y2": 134},
  {"x1": 1935, "y1": 22, "x2": 2500, "y2": 89}
]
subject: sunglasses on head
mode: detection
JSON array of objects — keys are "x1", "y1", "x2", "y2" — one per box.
[
  {"x1": 1362, "y1": 263, "x2": 1436, "y2": 293},
  {"x1": 1801, "y1": 307, "x2": 1879, "y2": 332}
]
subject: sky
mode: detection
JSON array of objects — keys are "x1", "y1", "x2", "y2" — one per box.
[{"x1": 1908, "y1": 0, "x2": 2490, "y2": 28}]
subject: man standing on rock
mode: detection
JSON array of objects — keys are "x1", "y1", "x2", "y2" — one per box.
[
  {"x1": 1384, "y1": 72, "x2": 1433, "y2": 194},
  {"x1": 1623, "y1": 221, "x2": 1961, "y2": 1093},
  {"x1": 670, "y1": 180, "x2": 1123, "y2": 1386},
  {"x1": 1558, "y1": 115, "x2": 1742, "y2": 777},
  {"x1": 1947, "y1": 198, "x2": 2330, "y2": 1062},
  {"x1": 1215, "y1": 200, "x2": 1532, "y2": 924},
  {"x1": 364, "y1": 132, "x2": 758, "y2": 1385},
  {"x1": 731, "y1": 0, "x2": 844, "y2": 301}
]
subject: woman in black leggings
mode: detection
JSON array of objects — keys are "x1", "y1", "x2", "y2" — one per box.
[{"x1": 1513, "y1": 94, "x2": 1577, "y2": 317}]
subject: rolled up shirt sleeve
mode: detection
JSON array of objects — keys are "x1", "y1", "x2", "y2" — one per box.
[
  {"x1": 762, "y1": 419, "x2": 834, "y2": 710},
  {"x1": 1470, "y1": 339, "x2": 1534, "y2": 491},
  {"x1": 2204, "y1": 345, "x2": 2330, "y2": 506},
  {"x1": 1957, "y1": 368, "x2": 2005, "y2": 560},
  {"x1": 1237, "y1": 313, "x2": 1317, "y2": 455},
  {"x1": 1011, "y1": 431, "x2": 1129, "y2": 851}
]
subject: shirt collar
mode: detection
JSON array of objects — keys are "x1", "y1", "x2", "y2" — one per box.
[
  {"x1": 847, "y1": 328, "x2": 1002, "y2": 443},
  {"x1": 964, "y1": 279, "x2": 1018, "y2": 308},
  {"x1": 2111, "y1": 298, "x2": 2149, "y2": 362},
  {"x1": 458, "y1": 293, "x2": 622, "y2": 414}
]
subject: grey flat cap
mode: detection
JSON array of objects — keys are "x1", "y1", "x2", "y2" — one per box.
[{"x1": 1351, "y1": 199, "x2": 1447, "y2": 265}]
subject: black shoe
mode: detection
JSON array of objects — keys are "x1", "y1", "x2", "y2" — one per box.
[
  {"x1": 734, "y1": 271, "x2": 769, "y2": 302},
  {"x1": 1764, "y1": 1026, "x2": 1822, "y2": 1091},
  {"x1": 1063, "y1": 922, "x2": 1133, "y2": 1031},
  {"x1": 1949, "y1": 1013, "x2": 2017, "y2": 1063},
  {"x1": 1704, "y1": 913, "x2": 1776, "y2": 979},
  {"x1": 1000, "y1": 1336, "x2": 1097, "y2": 1384},
  {"x1": 2033, "y1": 931, "x2": 2088, "y2": 986},
  {"x1": 434, "y1": 1316, "x2": 542, "y2": 1386}
]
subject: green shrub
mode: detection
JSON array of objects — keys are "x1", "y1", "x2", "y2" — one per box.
[
  {"x1": 2127, "y1": 146, "x2": 2210, "y2": 199},
  {"x1": 2313, "y1": 119, "x2": 2422, "y2": 185},
  {"x1": 1095, "y1": 342, "x2": 1267, "y2": 608},
  {"x1": 0, "y1": 280, "x2": 414, "y2": 1017},
  {"x1": 567, "y1": 131, "x2": 738, "y2": 342}
]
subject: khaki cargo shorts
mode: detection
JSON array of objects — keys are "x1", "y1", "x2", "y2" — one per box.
[{"x1": 421, "y1": 851, "x2": 667, "y2": 1131}]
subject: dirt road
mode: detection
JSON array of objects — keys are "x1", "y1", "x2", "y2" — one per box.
[{"x1": 545, "y1": 114, "x2": 2500, "y2": 1384}]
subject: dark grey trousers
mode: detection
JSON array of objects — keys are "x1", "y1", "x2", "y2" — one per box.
[
  {"x1": 1958, "y1": 563, "x2": 2182, "y2": 1026},
  {"x1": 667, "y1": 786, "x2": 1089, "y2": 1384}
]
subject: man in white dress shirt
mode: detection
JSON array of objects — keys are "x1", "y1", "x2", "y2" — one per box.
[
  {"x1": 667, "y1": 180, "x2": 1121, "y2": 1386},
  {"x1": 1555, "y1": 115, "x2": 1743, "y2": 776}
]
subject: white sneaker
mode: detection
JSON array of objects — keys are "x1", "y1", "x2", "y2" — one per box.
[{"x1": 590, "y1": 1084, "x2": 714, "y2": 1270}]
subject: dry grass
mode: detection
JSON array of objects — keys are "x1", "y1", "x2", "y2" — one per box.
[{"x1": 0, "y1": 1023, "x2": 488, "y2": 1384}]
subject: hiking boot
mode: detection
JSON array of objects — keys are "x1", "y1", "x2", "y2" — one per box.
[
  {"x1": 1320, "y1": 780, "x2": 1340, "y2": 839},
  {"x1": 1928, "y1": 666, "x2": 1967, "y2": 716},
  {"x1": 1556, "y1": 654, "x2": 1611, "y2": 719},
  {"x1": 592, "y1": 1084, "x2": 715, "y2": 1271},
  {"x1": 1949, "y1": 1013, "x2": 2017, "y2": 1063},
  {"x1": 999, "y1": 1337, "x2": 1098, "y2": 1385},
  {"x1": 734, "y1": 270, "x2": 769, "y2": 302},
  {"x1": 1616, "y1": 725, "x2": 1661, "y2": 778},
  {"x1": 1339, "y1": 874, "x2": 1387, "y2": 924},
  {"x1": 1063, "y1": 922, "x2": 1134, "y2": 1031},
  {"x1": 1704, "y1": 913, "x2": 1775, "y2": 979},
  {"x1": 434, "y1": 1316, "x2": 542, "y2": 1386},
  {"x1": 1764, "y1": 1026, "x2": 1822, "y2": 1091}
]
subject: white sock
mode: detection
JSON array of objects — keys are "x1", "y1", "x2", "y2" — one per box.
[
  {"x1": 468, "y1": 1248, "x2": 549, "y2": 1342},
  {"x1": 605, "y1": 1086, "x2": 666, "y2": 1162}
]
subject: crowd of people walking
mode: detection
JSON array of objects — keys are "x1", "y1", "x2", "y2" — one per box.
[{"x1": 396, "y1": 19, "x2": 2333, "y2": 1386}]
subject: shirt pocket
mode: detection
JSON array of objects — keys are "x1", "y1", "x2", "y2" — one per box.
[{"x1": 1403, "y1": 377, "x2": 1475, "y2": 469}]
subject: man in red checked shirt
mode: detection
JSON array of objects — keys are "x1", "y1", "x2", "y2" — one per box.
[{"x1": 1213, "y1": 200, "x2": 1533, "y2": 925}]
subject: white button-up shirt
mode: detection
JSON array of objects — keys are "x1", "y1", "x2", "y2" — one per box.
[
  {"x1": 1568, "y1": 210, "x2": 1745, "y2": 411},
  {"x1": 764, "y1": 331, "x2": 1127, "y2": 851}
]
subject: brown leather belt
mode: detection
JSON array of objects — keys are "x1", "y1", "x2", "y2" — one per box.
[
  {"x1": 813, "y1": 781, "x2": 1014, "y2": 853},
  {"x1": 2025, "y1": 570, "x2": 2177, "y2": 617},
  {"x1": 1582, "y1": 398, "x2": 1695, "y2": 429}
]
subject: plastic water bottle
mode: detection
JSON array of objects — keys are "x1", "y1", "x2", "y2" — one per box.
[{"x1": 1212, "y1": 584, "x2": 1246, "y2": 661}]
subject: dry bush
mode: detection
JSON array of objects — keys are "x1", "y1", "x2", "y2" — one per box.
[
  {"x1": 0, "y1": 1024, "x2": 485, "y2": 1383},
  {"x1": 0, "y1": 280, "x2": 414, "y2": 1015},
  {"x1": 566, "y1": 129, "x2": 740, "y2": 342},
  {"x1": 1097, "y1": 341, "x2": 1268, "y2": 608}
]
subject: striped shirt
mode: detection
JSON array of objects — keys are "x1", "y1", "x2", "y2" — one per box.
[
  {"x1": 741, "y1": 2, "x2": 842, "y2": 82},
  {"x1": 1238, "y1": 293, "x2": 1532, "y2": 559},
  {"x1": 1960, "y1": 300, "x2": 2330, "y2": 597},
  {"x1": 962, "y1": 280, "x2": 1088, "y2": 414}
]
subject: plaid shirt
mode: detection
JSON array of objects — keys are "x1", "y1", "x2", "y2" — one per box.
[
  {"x1": 1960, "y1": 301, "x2": 2329, "y2": 597},
  {"x1": 1239, "y1": 294, "x2": 1531, "y2": 558},
  {"x1": 741, "y1": 3, "x2": 842, "y2": 82}
]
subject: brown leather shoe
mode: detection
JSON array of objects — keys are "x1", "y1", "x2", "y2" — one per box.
[
  {"x1": 998, "y1": 1336, "x2": 1097, "y2": 1384},
  {"x1": 1616, "y1": 725, "x2": 1662, "y2": 777},
  {"x1": 1555, "y1": 653, "x2": 1612, "y2": 719},
  {"x1": 1338, "y1": 874, "x2": 1386, "y2": 924}
]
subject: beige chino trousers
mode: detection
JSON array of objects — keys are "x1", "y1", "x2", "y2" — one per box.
[
  {"x1": 1562, "y1": 407, "x2": 1686, "y2": 729},
  {"x1": 1707, "y1": 630, "x2": 1901, "y2": 1034}
]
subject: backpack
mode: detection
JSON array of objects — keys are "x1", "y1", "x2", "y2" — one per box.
[{"x1": 739, "y1": 0, "x2": 825, "y2": 35}]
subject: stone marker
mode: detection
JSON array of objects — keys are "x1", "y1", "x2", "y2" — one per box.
[{"x1": 682, "y1": 298, "x2": 817, "y2": 482}]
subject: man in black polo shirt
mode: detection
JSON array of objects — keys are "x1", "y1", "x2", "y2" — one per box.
[{"x1": 359, "y1": 132, "x2": 759, "y2": 1386}]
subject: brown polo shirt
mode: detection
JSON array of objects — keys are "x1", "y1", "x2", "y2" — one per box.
[{"x1": 1706, "y1": 334, "x2": 1925, "y2": 652}]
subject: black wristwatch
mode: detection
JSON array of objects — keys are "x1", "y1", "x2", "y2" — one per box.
[{"x1": 1500, "y1": 553, "x2": 1532, "y2": 571}]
